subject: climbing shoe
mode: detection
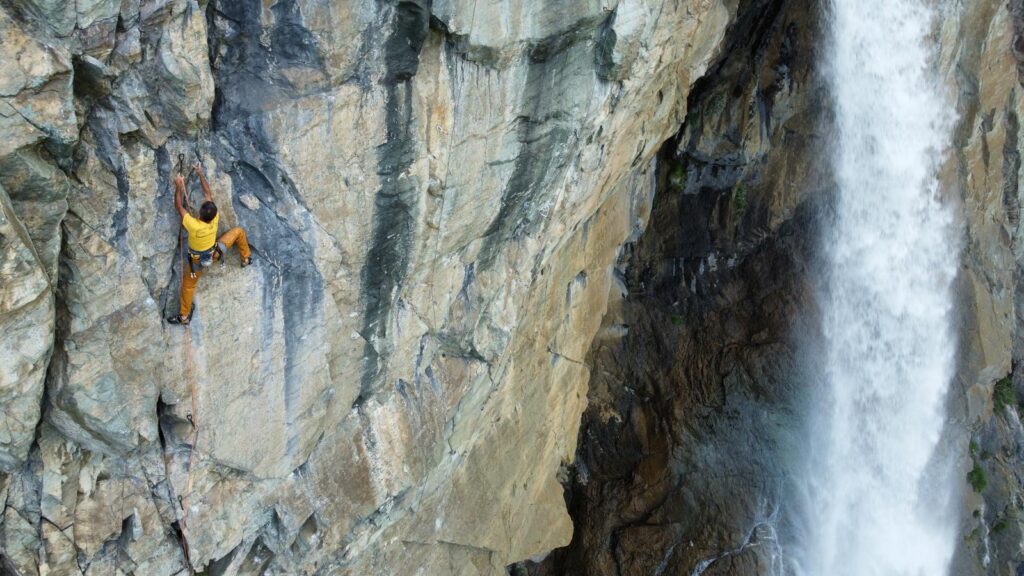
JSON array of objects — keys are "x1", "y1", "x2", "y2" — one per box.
[
  {"x1": 241, "y1": 255, "x2": 252, "y2": 268},
  {"x1": 166, "y1": 305, "x2": 195, "y2": 326},
  {"x1": 166, "y1": 314, "x2": 190, "y2": 326}
]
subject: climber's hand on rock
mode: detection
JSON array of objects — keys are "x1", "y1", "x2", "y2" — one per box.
[
  {"x1": 193, "y1": 163, "x2": 203, "y2": 176},
  {"x1": 174, "y1": 174, "x2": 185, "y2": 187}
]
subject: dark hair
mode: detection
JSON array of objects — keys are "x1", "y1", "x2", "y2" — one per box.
[{"x1": 199, "y1": 201, "x2": 218, "y2": 223}]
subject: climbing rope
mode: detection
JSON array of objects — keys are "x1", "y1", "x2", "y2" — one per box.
[
  {"x1": 177, "y1": 324, "x2": 199, "y2": 576},
  {"x1": 170, "y1": 151, "x2": 201, "y2": 576}
]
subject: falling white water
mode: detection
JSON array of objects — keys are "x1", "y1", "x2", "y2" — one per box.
[{"x1": 802, "y1": 0, "x2": 959, "y2": 575}]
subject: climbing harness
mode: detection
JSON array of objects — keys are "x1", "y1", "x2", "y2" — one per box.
[{"x1": 187, "y1": 242, "x2": 225, "y2": 277}]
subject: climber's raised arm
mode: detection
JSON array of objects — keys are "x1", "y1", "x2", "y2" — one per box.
[
  {"x1": 174, "y1": 174, "x2": 187, "y2": 219},
  {"x1": 195, "y1": 163, "x2": 213, "y2": 202}
]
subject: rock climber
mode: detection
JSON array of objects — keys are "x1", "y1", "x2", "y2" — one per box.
[{"x1": 166, "y1": 163, "x2": 252, "y2": 325}]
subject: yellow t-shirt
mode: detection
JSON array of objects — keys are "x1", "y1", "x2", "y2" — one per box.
[{"x1": 183, "y1": 213, "x2": 219, "y2": 251}]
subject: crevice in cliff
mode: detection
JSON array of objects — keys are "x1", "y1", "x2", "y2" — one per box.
[
  {"x1": 530, "y1": 0, "x2": 826, "y2": 573},
  {"x1": 155, "y1": 395, "x2": 194, "y2": 573},
  {"x1": 683, "y1": 0, "x2": 788, "y2": 116}
]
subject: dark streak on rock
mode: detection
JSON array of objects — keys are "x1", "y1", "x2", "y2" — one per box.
[
  {"x1": 84, "y1": 112, "x2": 131, "y2": 252},
  {"x1": 594, "y1": 9, "x2": 618, "y2": 82},
  {"x1": 206, "y1": 0, "x2": 327, "y2": 460},
  {"x1": 355, "y1": 0, "x2": 430, "y2": 407},
  {"x1": 476, "y1": 54, "x2": 579, "y2": 269},
  {"x1": 1009, "y1": 0, "x2": 1024, "y2": 85},
  {"x1": 1003, "y1": 92, "x2": 1020, "y2": 234},
  {"x1": 208, "y1": 0, "x2": 329, "y2": 113},
  {"x1": 475, "y1": 16, "x2": 620, "y2": 270},
  {"x1": 267, "y1": 2, "x2": 323, "y2": 68}
]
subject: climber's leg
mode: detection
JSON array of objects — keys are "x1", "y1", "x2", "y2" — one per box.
[
  {"x1": 219, "y1": 227, "x2": 251, "y2": 266},
  {"x1": 179, "y1": 264, "x2": 203, "y2": 318}
]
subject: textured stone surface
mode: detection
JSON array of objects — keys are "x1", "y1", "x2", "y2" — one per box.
[
  {"x1": 0, "y1": 0, "x2": 736, "y2": 574},
  {"x1": 942, "y1": 1, "x2": 1024, "y2": 573},
  {"x1": 3, "y1": 0, "x2": 1022, "y2": 574},
  {"x1": 531, "y1": 1, "x2": 828, "y2": 571},
  {"x1": 531, "y1": 0, "x2": 1024, "y2": 575},
  {"x1": 0, "y1": 182, "x2": 52, "y2": 473}
]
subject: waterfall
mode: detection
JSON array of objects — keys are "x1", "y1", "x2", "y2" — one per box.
[{"x1": 801, "y1": 0, "x2": 959, "y2": 574}]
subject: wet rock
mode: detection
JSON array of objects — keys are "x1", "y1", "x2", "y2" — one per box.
[
  {"x1": 940, "y1": 1, "x2": 1024, "y2": 573},
  {"x1": 536, "y1": 1, "x2": 1024, "y2": 575}
]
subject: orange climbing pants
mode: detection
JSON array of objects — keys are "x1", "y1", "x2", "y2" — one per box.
[{"x1": 179, "y1": 227, "x2": 251, "y2": 317}]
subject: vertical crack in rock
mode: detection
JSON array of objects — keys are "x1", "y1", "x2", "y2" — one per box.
[
  {"x1": 154, "y1": 145, "x2": 180, "y2": 311},
  {"x1": 155, "y1": 395, "x2": 191, "y2": 572}
]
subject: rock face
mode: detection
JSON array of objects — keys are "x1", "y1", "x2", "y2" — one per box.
[
  {"x1": 532, "y1": 0, "x2": 830, "y2": 572},
  {"x1": 4, "y1": 0, "x2": 1024, "y2": 575},
  {"x1": 0, "y1": 1, "x2": 738, "y2": 574},
  {"x1": 530, "y1": 0, "x2": 1024, "y2": 575},
  {"x1": 945, "y1": 1, "x2": 1024, "y2": 572}
]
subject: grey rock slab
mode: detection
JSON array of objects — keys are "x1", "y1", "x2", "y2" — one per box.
[{"x1": 0, "y1": 182, "x2": 51, "y2": 472}]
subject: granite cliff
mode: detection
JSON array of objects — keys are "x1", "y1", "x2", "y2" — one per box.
[
  {"x1": 532, "y1": 0, "x2": 1024, "y2": 574},
  {"x1": 3, "y1": 1, "x2": 1024, "y2": 575},
  {"x1": 0, "y1": 0, "x2": 734, "y2": 574}
]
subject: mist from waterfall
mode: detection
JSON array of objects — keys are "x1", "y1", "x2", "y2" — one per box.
[{"x1": 798, "y1": 0, "x2": 960, "y2": 574}]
